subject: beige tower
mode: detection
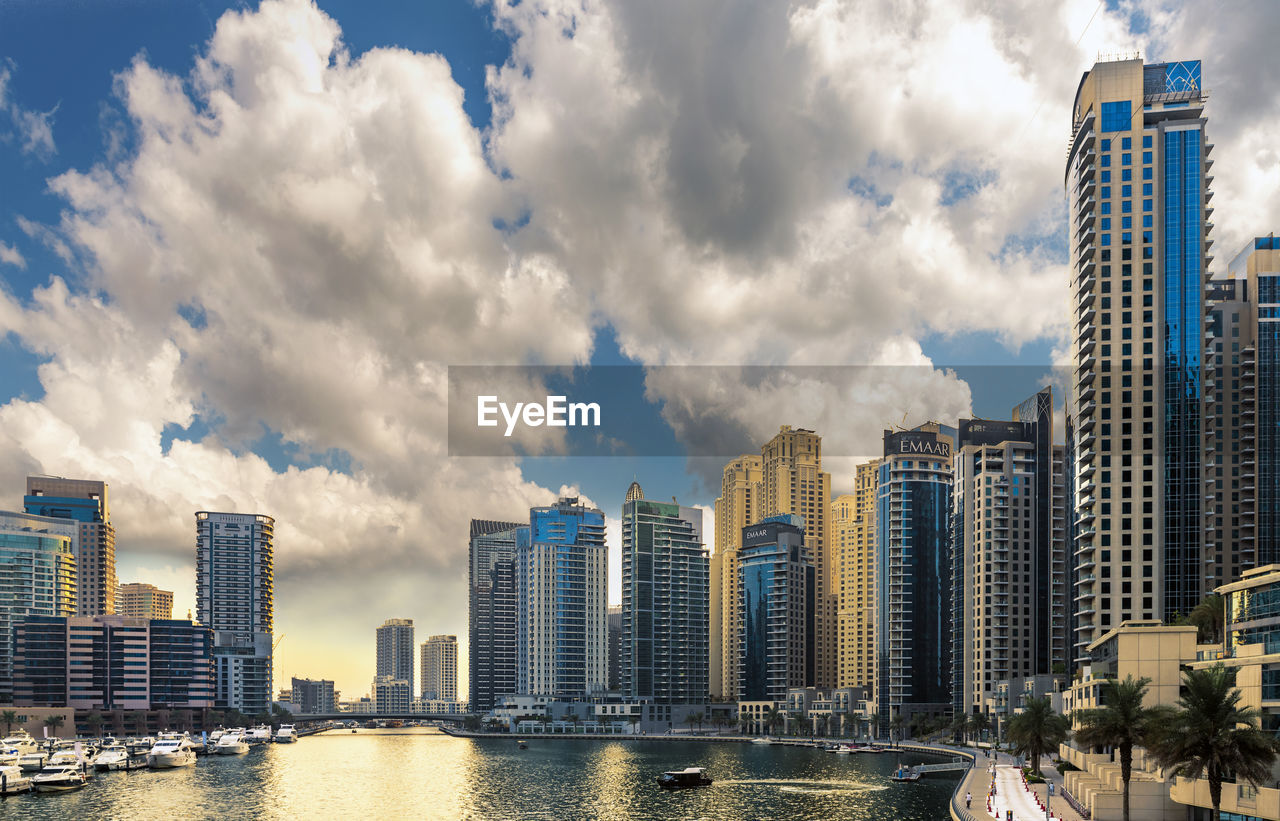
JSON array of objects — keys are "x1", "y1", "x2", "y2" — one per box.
[
  {"x1": 834, "y1": 459, "x2": 879, "y2": 690},
  {"x1": 761, "y1": 427, "x2": 834, "y2": 687},
  {"x1": 712, "y1": 454, "x2": 762, "y2": 700}
]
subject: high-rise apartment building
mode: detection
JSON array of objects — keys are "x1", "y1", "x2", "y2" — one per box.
[
  {"x1": 607, "y1": 605, "x2": 623, "y2": 692},
  {"x1": 117, "y1": 582, "x2": 174, "y2": 620},
  {"x1": 291, "y1": 676, "x2": 337, "y2": 713},
  {"x1": 0, "y1": 511, "x2": 78, "y2": 700},
  {"x1": 737, "y1": 514, "x2": 814, "y2": 701},
  {"x1": 1067, "y1": 57, "x2": 1213, "y2": 661},
  {"x1": 196, "y1": 511, "x2": 274, "y2": 714},
  {"x1": 377, "y1": 618, "x2": 415, "y2": 694},
  {"x1": 420, "y1": 634, "x2": 458, "y2": 701},
  {"x1": 468, "y1": 519, "x2": 525, "y2": 713},
  {"x1": 1205, "y1": 237, "x2": 1280, "y2": 576},
  {"x1": 877, "y1": 424, "x2": 954, "y2": 733},
  {"x1": 620, "y1": 484, "x2": 709, "y2": 704},
  {"x1": 712, "y1": 454, "x2": 762, "y2": 700},
  {"x1": 517, "y1": 497, "x2": 607, "y2": 698},
  {"x1": 24, "y1": 476, "x2": 116, "y2": 616},
  {"x1": 951, "y1": 390, "x2": 1067, "y2": 718},
  {"x1": 833, "y1": 459, "x2": 879, "y2": 690}
]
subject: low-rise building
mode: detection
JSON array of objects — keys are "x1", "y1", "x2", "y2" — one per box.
[
  {"x1": 372, "y1": 675, "x2": 412, "y2": 712},
  {"x1": 291, "y1": 677, "x2": 337, "y2": 713}
]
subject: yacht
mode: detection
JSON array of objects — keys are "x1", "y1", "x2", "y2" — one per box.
[
  {"x1": 656, "y1": 767, "x2": 713, "y2": 790},
  {"x1": 94, "y1": 744, "x2": 131, "y2": 772},
  {"x1": 32, "y1": 764, "x2": 88, "y2": 792},
  {"x1": 0, "y1": 763, "x2": 32, "y2": 795},
  {"x1": 1, "y1": 733, "x2": 38, "y2": 754},
  {"x1": 146, "y1": 736, "x2": 197, "y2": 769},
  {"x1": 749, "y1": 737, "x2": 773, "y2": 745},
  {"x1": 17, "y1": 750, "x2": 48, "y2": 773},
  {"x1": 245, "y1": 726, "x2": 273, "y2": 745},
  {"x1": 214, "y1": 733, "x2": 250, "y2": 756},
  {"x1": 0, "y1": 744, "x2": 20, "y2": 767},
  {"x1": 274, "y1": 724, "x2": 298, "y2": 744}
]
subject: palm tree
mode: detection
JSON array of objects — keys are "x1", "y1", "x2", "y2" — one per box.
[
  {"x1": 1005, "y1": 696, "x2": 1069, "y2": 776},
  {"x1": 1074, "y1": 675, "x2": 1168, "y2": 821},
  {"x1": 764, "y1": 706, "x2": 784, "y2": 737},
  {"x1": 951, "y1": 713, "x2": 969, "y2": 744},
  {"x1": 43, "y1": 715, "x2": 65, "y2": 737},
  {"x1": 565, "y1": 709, "x2": 580, "y2": 733},
  {"x1": 789, "y1": 711, "x2": 805, "y2": 737},
  {"x1": 1, "y1": 710, "x2": 17, "y2": 736},
  {"x1": 684, "y1": 711, "x2": 699, "y2": 735},
  {"x1": 85, "y1": 711, "x2": 104, "y2": 738},
  {"x1": 1188, "y1": 594, "x2": 1227, "y2": 645},
  {"x1": 968, "y1": 712, "x2": 991, "y2": 744},
  {"x1": 1148, "y1": 665, "x2": 1279, "y2": 821},
  {"x1": 889, "y1": 713, "x2": 904, "y2": 746}
]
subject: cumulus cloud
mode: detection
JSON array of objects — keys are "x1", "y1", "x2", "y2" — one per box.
[
  {"x1": 0, "y1": 64, "x2": 58, "y2": 159},
  {"x1": 0, "y1": 240, "x2": 24, "y2": 268}
]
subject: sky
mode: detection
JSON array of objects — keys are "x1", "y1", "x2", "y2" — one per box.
[{"x1": 2, "y1": 0, "x2": 1280, "y2": 702}]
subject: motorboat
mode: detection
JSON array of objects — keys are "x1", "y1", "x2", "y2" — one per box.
[
  {"x1": 146, "y1": 737, "x2": 197, "y2": 769},
  {"x1": 0, "y1": 764, "x2": 32, "y2": 795},
  {"x1": 18, "y1": 750, "x2": 48, "y2": 773},
  {"x1": 214, "y1": 733, "x2": 250, "y2": 756},
  {"x1": 94, "y1": 744, "x2": 131, "y2": 772},
  {"x1": 32, "y1": 764, "x2": 88, "y2": 792},
  {"x1": 749, "y1": 737, "x2": 773, "y2": 745},
  {"x1": 0, "y1": 745, "x2": 20, "y2": 767},
  {"x1": 245, "y1": 725, "x2": 273, "y2": 745},
  {"x1": 274, "y1": 724, "x2": 298, "y2": 744},
  {"x1": 1, "y1": 733, "x2": 38, "y2": 754},
  {"x1": 656, "y1": 767, "x2": 713, "y2": 790},
  {"x1": 890, "y1": 766, "x2": 921, "y2": 782}
]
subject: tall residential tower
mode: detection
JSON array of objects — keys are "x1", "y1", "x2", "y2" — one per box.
[
  {"x1": 24, "y1": 476, "x2": 116, "y2": 616},
  {"x1": 468, "y1": 519, "x2": 525, "y2": 713}
]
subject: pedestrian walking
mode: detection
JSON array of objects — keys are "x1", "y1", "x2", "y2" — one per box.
[{"x1": 965, "y1": 791, "x2": 972, "y2": 809}]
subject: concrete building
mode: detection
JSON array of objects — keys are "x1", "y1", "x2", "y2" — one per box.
[
  {"x1": 24, "y1": 476, "x2": 116, "y2": 616},
  {"x1": 952, "y1": 389, "x2": 1068, "y2": 720},
  {"x1": 117, "y1": 582, "x2": 174, "y2": 620},
  {"x1": 196, "y1": 511, "x2": 274, "y2": 714},
  {"x1": 291, "y1": 677, "x2": 336, "y2": 713},
  {"x1": 420, "y1": 634, "x2": 457, "y2": 701},
  {"x1": 377, "y1": 618, "x2": 415, "y2": 695},
  {"x1": 712, "y1": 454, "x2": 763, "y2": 700},
  {"x1": 737, "y1": 514, "x2": 814, "y2": 701},
  {"x1": 372, "y1": 675, "x2": 412, "y2": 713},
  {"x1": 877, "y1": 424, "x2": 955, "y2": 734},
  {"x1": 518, "y1": 497, "x2": 607, "y2": 698},
  {"x1": 1067, "y1": 57, "x2": 1215, "y2": 662},
  {"x1": 468, "y1": 519, "x2": 525, "y2": 713},
  {"x1": 620, "y1": 484, "x2": 709, "y2": 704},
  {"x1": 833, "y1": 459, "x2": 879, "y2": 690},
  {"x1": 0, "y1": 511, "x2": 77, "y2": 701},
  {"x1": 12, "y1": 615, "x2": 214, "y2": 709}
]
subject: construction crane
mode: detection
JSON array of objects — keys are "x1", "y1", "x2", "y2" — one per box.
[{"x1": 274, "y1": 634, "x2": 286, "y2": 652}]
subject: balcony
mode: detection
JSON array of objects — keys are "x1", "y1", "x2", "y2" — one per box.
[
  {"x1": 1077, "y1": 226, "x2": 1096, "y2": 249},
  {"x1": 1078, "y1": 323, "x2": 1096, "y2": 343},
  {"x1": 1078, "y1": 353, "x2": 1096, "y2": 371},
  {"x1": 1078, "y1": 244, "x2": 1097, "y2": 262}
]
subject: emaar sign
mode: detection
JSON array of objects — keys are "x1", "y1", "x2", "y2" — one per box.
[{"x1": 885, "y1": 431, "x2": 951, "y2": 458}]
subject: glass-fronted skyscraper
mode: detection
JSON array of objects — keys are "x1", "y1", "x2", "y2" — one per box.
[
  {"x1": 468, "y1": 519, "x2": 526, "y2": 712},
  {"x1": 737, "y1": 514, "x2": 814, "y2": 701},
  {"x1": 517, "y1": 497, "x2": 607, "y2": 697},
  {"x1": 24, "y1": 476, "x2": 115, "y2": 616},
  {"x1": 1067, "y1": 57, "x2": 1214, "y2": 661},
  {"x1": 376, "y1": 618, "x2": 415, "y2": 697},
  {"x1": 621, "y1": 484, "x2": 709, "y2": 705},
  {"x1": 877, "y1": 424, "x2": 954, "y2": 734},
  {"x1": 0, "y1": 511, "x2": 77, "y2": 701}
]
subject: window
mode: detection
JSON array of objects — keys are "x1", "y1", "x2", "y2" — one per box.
[
  {"x1": 1143, "y1": 183, "x2": 1153, "y2": 195},
  {"x1": 1122, "y1": 169, "x2": 1132, "y2": 181},
  {"x1": 1143, "y1": 135, "x2": 1152, "y2": 148},
  {"x1": 1122, "y1": 152, "x2": 1132, "y2": 165},
  {"x1": 1142, "y1": 151, "x2": 1152, "y2": 164},
  {"x1": 1101, "y1": 100, "x2": 1131, "y2": 132},
  {"x1": 1102, "y1": 154, "x2": 1111, "y2": 167},
  {"x1": 1102, "y1": 170, "x2": 1112, "y2": 183},
  {"x1": 1101, "y1": 139, "x2": 1111, "y2": 151}
]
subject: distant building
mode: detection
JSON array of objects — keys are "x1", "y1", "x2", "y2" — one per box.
[
  {"x1": 377, "y1": 619, "x2": 415, "y2": 696},
  {"x1": 372, "y1": 676, "x2": 411, "y2": 712},
  {"x1": 117, "y1": 582, "x2": 174, "y2": 620},
  {"x1": 420, "y1": 634, "x2": 457, "y2": 701},
  {"x1": 0, "y1": 511, "x2": 78, "y2": 701},
  {"x1": 469, "y1": 520, "x2": 525, "y2": 713},
  {"x1": 518, "y1": 497, "x2": 608, "y2": 698},
  {"x1": 12, "y1": 615, "x2": 214, "y2": 709},
  {"x1": 196, "y1": 511, "x2": 274, "y2": 714},
  {"x1": 24, "y1": 476, "x2": 116, "y2": 616},
  {"x1": 291, "y1": 677, "x2": 336, "y2": 713},
  {"x1": 621, "y1": 486, "x2": 709, "y2": 706},
  {"x1": 607, "y1": 605, "x2": 623, "y2": 692},
  {"x1": 737, "y1": 514, "x2": 814, "y2": 701},
  {"x1": 712, "y1": 454, "x2": 763, "y2": 701},
  {"x1": 832, "y1": 460, "x2": 879, "y2": 691}
]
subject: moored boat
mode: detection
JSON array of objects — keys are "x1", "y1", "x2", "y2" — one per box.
[
  {"x1": 17, "y1": 750, "x2": 48, "y2": 773},
  {"x1": 890, "y1": 766, "x2": 921, "y2": 782},
  {"x1": 214, "y1": 732, "x2": 250, "y2": 756},
  {"x1": 656, "y1": 767, "x2": 713, "y2": 790},
  {"x1": 274, "y1": 724, "x2": 298, "y2": 744},
  {"x1": 749, "y1": 737, "x2": 773, "y2": 745},
  {"x1": 146, "y1": 736, "x2": 197, "y2": 769},
  {"x1": 94, "y1": 744, "x2": 130, "y2": 772},
  {"x1": 245, "y1": 726, "x2": 272, "y2": 745},
  {"x1": 0, "y1": 764, "x2": 32, "y2": 795},
  {"x1": 32, "y1": 764, "x2": 87, "y2": 792}
]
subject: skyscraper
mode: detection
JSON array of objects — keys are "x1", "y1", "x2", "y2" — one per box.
[
  {"x1": 518, "y1": 496, "x2": 607, "y2": 698},
  {"x1": 620, "y1": 483, "x2": 709, "y2": 705},
  {"x1": 607, "y1": 605, "x2": 623, "y2": 692},
  {"x1": 420, "y1": 634, "x2": 458, "y2": 701},
  {"x1": 377, "y1": 618, "x2": 415, "y2": 693},
  {"x1": 0, "y1": 511, "x2": 77, "y2": 701},
  {"x1": 712, "y1": 454, "x2": 762, "y2": 700},
  {"x1": 196, "y1": 511, "x2": 274, "y2": 714},
  {"x1": 877, "y1": 424, "x2": 954, "y2": 734},
  {"x1": 468, "y1": 519, "x2": 525, "y2": 713},
  {"x1": 24, "y1": 476, "x2": 116, "y2": 616},
  {"x1": 1067, "y1": 57, "x2": 1213, "y2": 661},
  {"x1": 117, "y1": 582, "x2": 175, "y2": 619},
  {"x1": 737, "y1": 514, "x2": 814, "y2": 701},
  {"x1": 291, "y1": 676, "x2": 337, "y2": 713},
  {"x1": 833, "y1": 459, "x2": 879, "y2": 690}
]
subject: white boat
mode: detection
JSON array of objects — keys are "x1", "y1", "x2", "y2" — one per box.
[
  {"x1": 1, "y1": 733, "x2": 38, "y2": 755},
  {"x1": 32, "y1": 764, "x2": 87, "y2": 792},
  {"x1": 0, "y1": 745, "x2": 20, "y2": 767},
  {"x1": 213, "y1": 733, "x2": 249, "y2": 756},
  {"x1": 146, "y1": 737, "x2": 197, "y2": 769},
  {"x1": 94, "y1": 744, "x2": 131, "y2": 772},
  {"x1": 245, "y1": 726, "x2": 272, "y2": 745},
  {"x1": 17, "y1": 750, "x2": 48, "y2": 773},
  {"x1": 0, "y1": 764, "x2": 32, "y2": 795},
  {"x1": 274, "y1": 724, "x2": 298, "y2": 744},
  {"x1": 750, "y1": 737, "x2": 774, "y2": 745}
]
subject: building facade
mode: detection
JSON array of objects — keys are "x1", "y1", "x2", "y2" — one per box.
[
  {"x1": 517, "y1": 497, "x2": 607, "y2": 698},
  {"x1": 1067, "y1": 57, "x2": 1214, "y2": 663},
  {"x1": 377, "y1": 618, "x2": 415, "y2": 694},
  {"x1": 712, "y1": 454, "x2": 763, "y2": 700},
  {"x1": 291, "y1": 676, "x2": 337, "y2": 713},
  {"x1": 117, "y1": 582, "x2": 175, "y2": 620},
  {"x1": 737, "y1": 514, "x2": 814, "y2": 701},
  {"x1": 877, "y1": 424, "x2": 955, "y2": 733},
  {"x1": 196, "y1": 511, "x2": 274, "y2": 714},
  {"x1": 833, "y1": 459, "x2": 879, "y2": 690},
  {"x1": 0, "y1": 511, "x2": 78, "y2": 702},
  {"x1": 24, "y1": 476, "x2": 115, "y2": 616},
  {"x1": 372, "y1": 675, "x2": 412, "y2": 712},
  {"x1": 607, "y1": 605, "x2": 623, "y2": 692},
  {"x1": 468, "y1": 519, "x2": 525, "y2": 713},
  {"x1": 620, "y1": 485, "x2": 709, "y2": 704},
  {"x1": 420, "y1": 634, "x2": 457, "y2": 701}
]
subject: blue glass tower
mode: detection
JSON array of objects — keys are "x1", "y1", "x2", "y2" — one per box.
[{"x1": 737, "y1": 514, "x2": 813, "y2": 701}]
